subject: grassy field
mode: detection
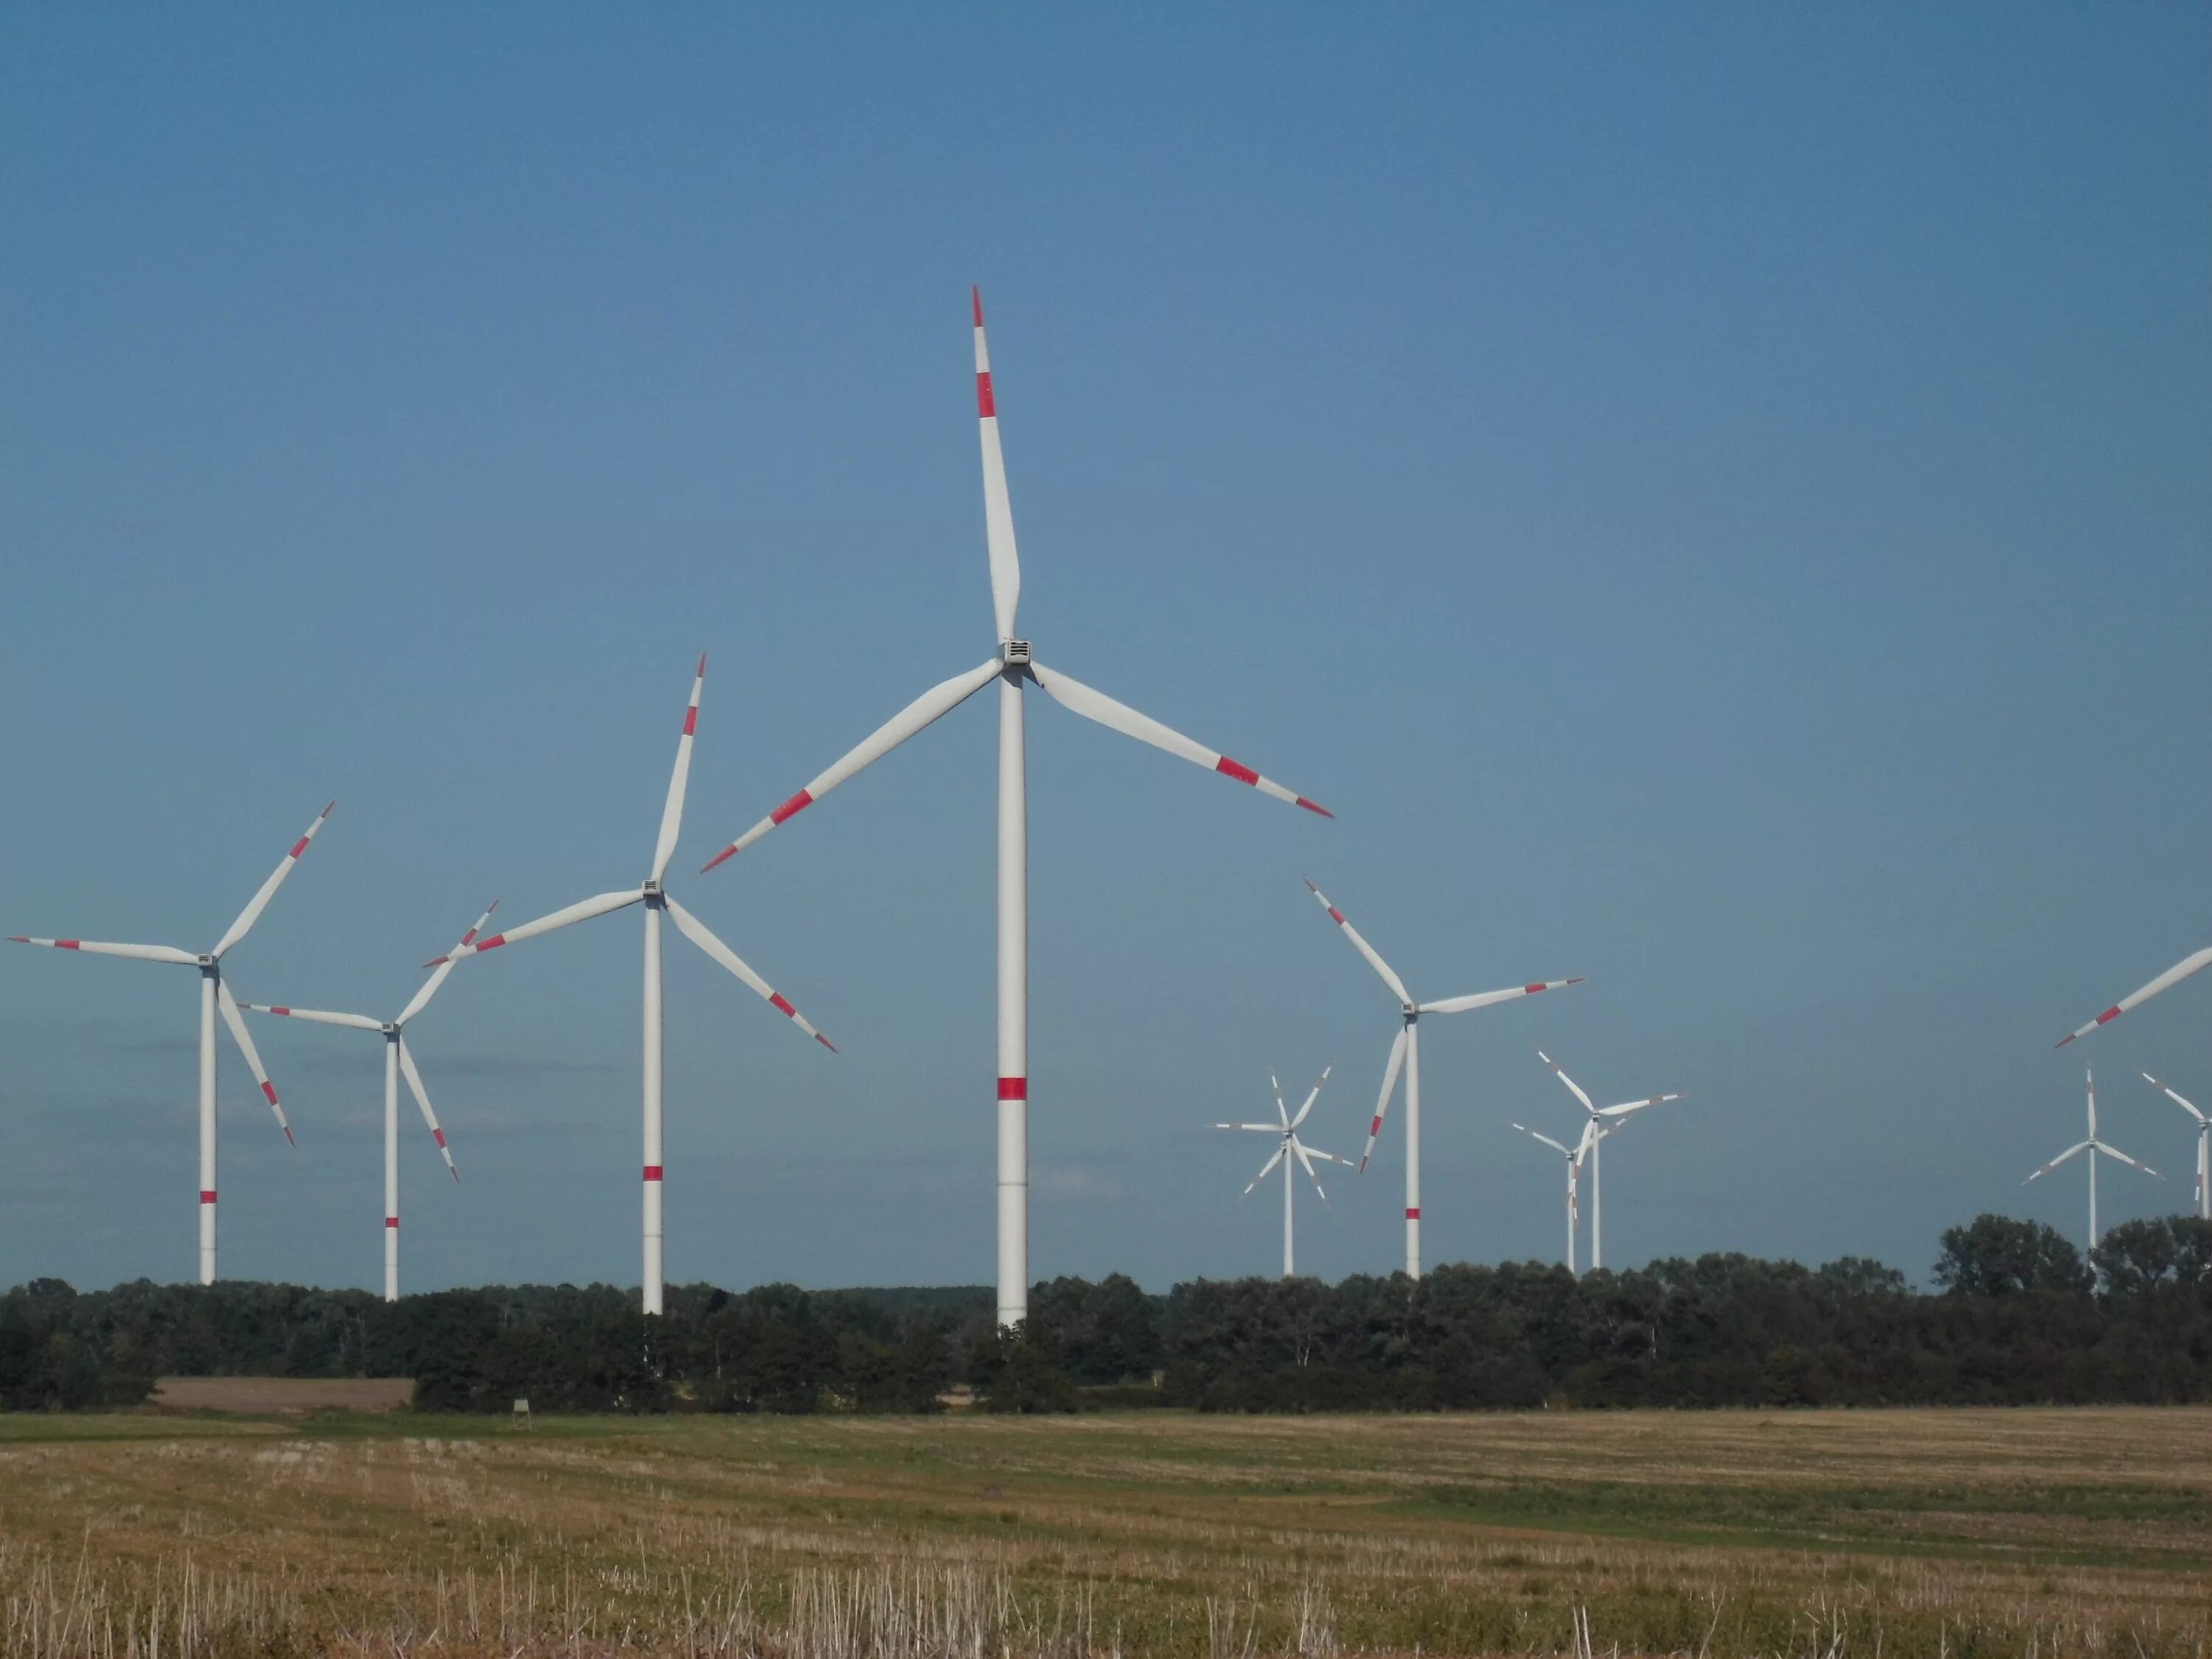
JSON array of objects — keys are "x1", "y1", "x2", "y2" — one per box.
[{"x1": 0, "y1": 1406, "x2": 2204, "y2": 1659}]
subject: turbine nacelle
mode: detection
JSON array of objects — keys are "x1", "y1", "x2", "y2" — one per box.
[{"x1": 1001, "y1": 639, "x2": 1032, "y2": 667}]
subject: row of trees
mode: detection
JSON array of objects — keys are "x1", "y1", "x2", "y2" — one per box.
[{"x1": 4, "y1": 1214, "x2": 2208, "y2": 1413}]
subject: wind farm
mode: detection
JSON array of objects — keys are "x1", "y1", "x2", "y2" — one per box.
[{"x1": 2, "y1": 9, "x2": 2205, "y2": 1658}]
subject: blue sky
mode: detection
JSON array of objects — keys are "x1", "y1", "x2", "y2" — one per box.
[{"x1": 3, "y1": 5, "x2": 2206, "y2": 1295}]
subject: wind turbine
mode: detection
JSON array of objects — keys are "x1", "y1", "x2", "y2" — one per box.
[
  {"x1": 1214, "y1": 1067, "x2": 1353, "y2": 1278},
  {"x1": 1301, "y1": 879, "x2": 1582, "y2": 1279},
  {"x1": 441, "y1": 656, "x2": 835, "y2": 1315},
  {"x1": 698, "y1": 291, "x2": 1330, "y2": 1329},
  {"x1": 1536, "y1": 1049, "x2": 1682, "y2": 1271},
  {"x1": 10, "y1": 802, "x2": 332, "y2": 1282},
  {"x1": 2056, "y1": 942, "x2": 2212, "y2": 1046},
  {"x1": 1508, "y1": 1117, "x2": 1613, "y2": 1276},
  {"x1": 2027, "y1": 1067, "x2": 2160, "y2": 1251},
  {"x1": 238, "y1": 901, "x2": 495, "y2": 1300},
  {"x1": 2141, "y1": 1073, "x2": 2211, "y2": 1221}
]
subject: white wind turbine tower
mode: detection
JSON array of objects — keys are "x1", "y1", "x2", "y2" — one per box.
[
  {"x1": 1508, "y1": 1117, "x2": 1613, "y2": 1276},
  {"x1": 1301, "y1": 880, "x2": 1581, "y2": 1278},
  {"x1": 2056, "y1": 941, "x2": 2212, "y2": 1046},
  {"x1": 441, "y1": 656, "x2": 835, "y2": 1315},
  {"x1": 238, "y1": 900, "x2": 495, "y2": 1300},
  {"x1": 2141, "y1": 1073, "x2": 2211, "y2": 1221},
  {"x1": 1214, "y1": 1067, "x2": 1354, "y2": 1278},
  {"x1": 2026, "y1": 1067, "x2": 2160, "y2": 1251},
  {"x1": 10, "y1": 802, "x2": 332, "y2": 1283},
  {"x1": 700, "y1": 291, "x2": 1331, "y2": 1329},
  {"x1": 1536, "y1": 1049, "x2": 1682, "y2": 1272}
]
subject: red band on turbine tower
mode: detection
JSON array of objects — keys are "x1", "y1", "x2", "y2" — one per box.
[
  {"x1": 385, "y1": 1217, "x2": 399, "y2": 1229},
  {"x1": 998, "y1": 1077, "x2": 1027, "y2": 1101},
  {"x1": 1405, "y1": 1207, "x2": 1421, "y2": 1220},
  {"x1": 199, "y1": 1191, "x2": 217, "y2": 1204}
]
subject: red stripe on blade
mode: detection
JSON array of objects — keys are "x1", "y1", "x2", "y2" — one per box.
[
  {"x1": 288, "y1": 838, "x2": 310, "y2": 858},
  {"x1": 1295, "y1": 797, "x2": 1334, "y2": 818},
  {"x1": 972, "y1": 286, "x2": 984, "y2": 326},
  {"x1": 770, "y1": 789, "x2": 815, "y2": 826},
  {"x1": 769, "y1": 992, "x2": 796, "y2": 1018},
  {"x1": 1368, "y1": 1116, "x2": 1383, "y2": 1135},
  {"x1": 432, "y1": 1129, "x2": 447, "y2": 1148},
  {"x1": 977, "y1": 372, "x2": 995, "y2": 417},
  {"x1": 57, "y1": 940, "x2": 80, "y2": 950},
  {"x1": 816, "y1": 1032, "x2": 837, "y2": 1051},
  {"x1": 385, "y1": 1217, "x2": 399, "y2": 1229},
  {"x1": 1328, "y1": 908, "x2": 1346, "y2": 925},
  {"x1": 998, "y1": 1077, "x2": 1027, "y2": 1101},
  {"x1": 260, "y1": 1081, "x2": 278, "y2": 1105},
  {"x1": 1405, "y1": 1207, "x2": 1421, "y2": 1220},
  {"x1": 1215, "y1": 756, "x2": 1259, "y2": 787},
  {"x1": 475, "y1": 934, "x2": 507, "y2": 953},
  {"x1": 1524, "y1": 983, "x2": 1549, "y2": 995},
  {"x1": 643, "y1": 1165, "x2": 664, "y2": 1182},
  {"x1": 2096, "y1": 1006, "x2": 2123, "y2": 1025},
  {"x1": 271, "y1": 1006, "x2": 291, "y2": 1015},
  {"x1": 199, "y1": 1191, "x2": 217, "y2": 1204},
  {"x1": 682, "y1": 706, "x2": 698, "y2": 736}
]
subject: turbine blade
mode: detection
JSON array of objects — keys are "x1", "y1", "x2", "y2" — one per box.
[
  {"x1": 1242, "y1": 1144, "x2": 1287, "y2": 1194},
  {"x1": 1538, "y1": 1050, "x2": 1599, "y2": 1115},
  {"x1": 1358, "y1": 1025, "x2": 1409, "y2": 1171},
  {"x1": 7, "y1": 937, "x2": 195, "y2": 964},
  {"x1": 217, "y1": 979, "x2": 293, "y2": 1144},
  {"x1": 1032, "y1": 662, "x2": 1332, "y2": 816},
  {"x1": 1302, "y1": 880, "x2": 1411, "y2": 1004},
  {"x1": 397, "y1": 900, "x2": 499, "y2": 1023},
  {"x1": 2095, "y1": 1141, "x2": 2161, "y2": 1178},
  {"x1": 1270, "y1": 1071, "x2": 1290, "y2": 1128},
  {"x1": 213, "y1": 801, "x2": 334, "y2": 959},
  {"x1": 662, "y1": 894, "x2": 837, "y2": 1051},
  {"x1": 397, "y1": 1037, "x2": 459, "y2": 1180},
  {"x1": 2058, "y1": 945, "x2": 2212, "y2": 1046},
  {"x1": 700, "y1": 658, "x2": 1002, "y2": 872},
  {"x1": 652, "y1": 655, "x2": 706, "y2": 883},
  {"x1": 238, "y1": 1003, "x2": 382, "y2": 1032},
  {"x1": 1290, "y1": 1063, "x2": 1332, "y2": 1130},
  {"x1": 973, "y1": 287, "x2": 1022, "y2": 641},
  {"x1": 2145, "y1": 1072, "x2": 2209, "y2": 1124},
  {"x1": 1512, "y1": 1122, "x2": 1574, "y2": 1158},
  {"x1": 1214, "y1": 1123, "x2": 1287, "y2": 1132},
  {"x1": 2025, "y1": 1141, "x2": 2091, "y2": 1181},
  {"x1": 1422, "y1": 978, "x2": 1585, "y2": 1015},
  {"x1": 1291, "y1": 1138, "x2": 1328, "y2": 1203},
  {"x1": 435, "y1": 889, "x2": 643, "y2": 961},
  {"x1": 1599, "y1": 1092, "x2": 1683, "y2": 1118}
]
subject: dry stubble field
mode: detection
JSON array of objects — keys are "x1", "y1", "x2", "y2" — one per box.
[{"x1": 0, "y1": 1406, "x2": 2205, "y2": 1659}]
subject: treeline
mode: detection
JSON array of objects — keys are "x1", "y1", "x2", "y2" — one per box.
[{"x1": 6, "y1": 1214, "x2": 2211, "y2": 1413}]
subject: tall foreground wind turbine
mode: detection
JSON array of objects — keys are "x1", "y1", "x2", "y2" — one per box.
[
  {"x1": 10, "y1": 803, "x2": 332, "y2": 1282},
  {"x1": 240, "y1": 902, "x2": 495, "y2": 1300},
  {"x1": 2057, "y1": 942, "x2": 2212, "y2": 1046},
  {"x1": 1537, "y1": 1050, "x2": 1681, "y2": 1271},
  {"x1": 2027, "y1": 1068, "x2": 2160, "y2": 1251},
  {"x1": 2141, "y1": 1073, "x2": 2211, "y2": 1220},
  {"x1": 1301, "y1": 880, "x2": 1582, "y2": 1279},
  {"x1": 1509, "y1": 1117, "x2": 1610, "y2": 1276},
  {"x1": 701, "y1": 292, "x2": 1330, "y2": 1329},
  {"x1": 1214, "y1": 1067, "x2": 1353, "y2": 1278},
  {"x1": 444, "y1": 658, "x2": 835, "y2": 1315}
]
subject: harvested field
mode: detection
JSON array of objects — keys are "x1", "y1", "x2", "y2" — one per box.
[
  {"x1": 0, "y1": 1406, "x2": 2204, "y2": 1658},
  {"x1": 148, "y1": 1377, "x2": 414, "y2": 1413}
]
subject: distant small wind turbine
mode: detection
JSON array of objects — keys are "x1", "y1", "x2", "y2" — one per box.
[
  {"x1": 2140, "y1": 1073, "x2": 2211, "y2": 1221},
  {"x1": 439, "y1": 656, "x2": 835, "y2": 1315},
  {"x1": 1535, "y1": 1050, "x2": 1682, "y2": 1271},
  {"x1": 240, "y1": 900, "x2": 497, "y2": 1300},
  {"x1": 2027, "y1": 1067, "x2": 2160, "y2": 1251},
  {"x1": 1509, "y1": 1117, "x2": 1615, "y2": 1276},
  {"x1": 11, "y1": 802, "x2": 333, "y2": 1283},
  {"x1": 1214, "y1": 1067, "x2": 1354, "y2": 1279},
  {"x1": 1302, "y1": 879, "x2": 1582, "y2": 1279}
]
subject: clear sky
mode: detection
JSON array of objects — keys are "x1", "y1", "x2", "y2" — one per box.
[{"x1": 3, "y1": 5, "x2": 2207, "y2": 1295}]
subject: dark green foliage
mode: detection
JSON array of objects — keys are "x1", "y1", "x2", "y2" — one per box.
[{"x1": 9, "y1": 1214, "x2": 2212, "y2": 1413}]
